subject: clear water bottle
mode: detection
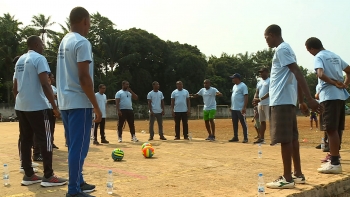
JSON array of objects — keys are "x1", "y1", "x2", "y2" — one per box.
[
  {"x1": 321, "y1": 138, "x2": 325, "y2": 150},
  {"x1": 258, "y1": 173, "x2": 265, "y2": 197},
  {"x1": 107, "y1": 170, "x2": 113, "y2": 194},
  {"x1": 3, "y1": 164, "x2": 9, "y2": 186},
  {"x1": 188, "y1": 132, "x2": 193, "y2": 141},
  {"x1": 258, "y1": 144, "x2": 262, "y2": 158}
]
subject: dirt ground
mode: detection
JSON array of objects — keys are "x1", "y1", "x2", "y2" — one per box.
[{"x1": 0, "y1": 116, "x2": 350, "y2": 197}]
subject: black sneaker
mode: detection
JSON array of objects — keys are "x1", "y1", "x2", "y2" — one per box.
[
  {"x1": 80, "y1": 182, "x2": 95, "y2": 193},
  {"x1": 253, "y1": 139, "x2": 265, "y2": 144},
  {"x1": 315, "y1": 144, "x2": 321, "y2": 149},
  {"x1": 93, "y1": 140, "x2": 100, "y2": 145},
  {"x1": 184, "y1": 137, "x2": 189, "y2": 140},
  {"x1": 101, "y1": 139, "x2": 109, "y2": 144},
  {"x1": 242, "y1": 139, "x2": 248, "y2": 143},
  {"x1": 160, "y1": 136, "x2": 167, "y2": 140},
  {"x1": 228, "y1": 137, "x2": 239, "y2": 142},
  {"x1": 40, "y1": 175, "x2": 67, "y2": 187},
  {"x1": 66, "y1": 192, "x2": 96, "y2": 197},
  {"x1": 21, "y1": 174, "x2": 42, "y2": 186},
  {"x1": 33, "y1": 154, "x2": 43, "y2": 162},
  {"x1": 205, "y1": 136, "x2": 211, "y2": 140},
  {"x1": 148, "y1": 137, "x2": 154, "y2": 141},
  {"x1": 174, "y1": 137, "x2": 180, "y2": 140},
  {"x1": 52, "y1": 144, "x2": 59, "y2": 149},
  {"x1": 209, "y1": 136, "x2": 215, "y2": 141}
]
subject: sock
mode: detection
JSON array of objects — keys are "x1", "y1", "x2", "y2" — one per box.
[{"x1": 330, "y1": 156, "x2": 340, "y2": 165}]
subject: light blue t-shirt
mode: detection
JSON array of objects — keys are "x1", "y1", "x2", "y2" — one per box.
[
  {"x1": 231, "y1": 82, "x2": 248, "y2": 110},
  {"x1": 171, "y1": 89, "x2": 189, "y2": 112},
  {"x1": 256, "y1": 78, "x2": 270, "y2": 106},
  {"x1": 269, "y1": 42, "x2": 298, "y2": 106},
  {"x1": 115, "y1": 90, "x2": 133, "y2": 110},
  {"x1": 314, "y1": 50, "x2": 350, "y2": 103},
  {"x1": 56, "y1": 32, "x2": 94, "y2": 110},
  {"x1": 197, "y1": 87, "x2": 219, "y2": 110},
  {"x1": 147, "y1": 90, "x2": 164, "y2": 113},
  {"x1": 96, "y1": 93, "x2": 107, "y2": 118},
  {"x1": 14, "y1": 51, "x2": 51, "y2": 111}
]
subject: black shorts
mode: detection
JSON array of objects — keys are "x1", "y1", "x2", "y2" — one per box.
[
  {"x1": 269, "y1": 105, "x2": 298, "y2": 144},
  {"x1": 16, "y1": 109, "x2": 53, "y2": 149},
  {"x1": 320, "y1": 100, "x2": 345, "y2": 131}
]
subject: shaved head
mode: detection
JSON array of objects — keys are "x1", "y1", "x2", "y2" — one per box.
[
  {"x1": 27, "y1": 35, "x2": 41, "y2": 48},
  {"x1": 69, "y1": 7, "x2": 90, "y2": 25}
]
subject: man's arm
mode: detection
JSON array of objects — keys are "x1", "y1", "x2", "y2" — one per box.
[
  {"x1": 115, "y1": 98, "x2": 121, "y2": 116},
  {"x1": 161, "y1": 99, "x2": 165, "y2": 115},
  {"x1": 147, "y1": 99, "x2": 153, "y2": 115},
  {"x1": 186, "y1": 97, "x2": 191, "y2": 114},
  {"x1": 128, "y1": 88, "x2": 138, "y2": 100},
  {"x1": 12, "y1": 79, "x2": 18, "y2": 99},
  {"x1": 216, "y1": 91, "x2": 223, "y2": 97},
  {"x1": 316, "y1": 68, "x2": 345, "y2": 88},
  {"x1": 171, "y1": 98, "x2": 175, "y2": 117},
  {"x1": 190, "y1": 93, "x2": 200, "y2": 98},
  {"x1": 242, "y1": 94, "x2": 248, "y2": 114},
  {"x1": 254, "y1": 88, "x2": 259, "y2": 99},
  {"x1": 344, "y1": 66, "x2": 350, "y2": 86},
  {"x1": 78, "y1": 61, "x2": 101, "y2": 122}
]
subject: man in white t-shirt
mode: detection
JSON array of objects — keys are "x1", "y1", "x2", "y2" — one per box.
[
  {"x1": 191, "y1": 79, "x2": 222, "y2": 141},
  {"x1": 263, "y1": 24, "x2": 321, "y2": 189},
  {"x1": 57, "y1": 7, "x2": 102, "y2": 197},
  {"x1": 171, "y1": 81, "x2": 191, "y2": 140},
  {"x1": 147, "y1": 81, "x2": 167, "y2": 140},
  {"x1": 252, "y1": 68, "x2": 270, "y2": 144},
  {"x1": 93, "y1": 84, "x2": 109, "y2": 145},
  {"x1": 305, "y1": 37, "x2": 350, "y2": 174},
  {"x1": 228, "y1": 73, "x2": 249, "y2": 143}
]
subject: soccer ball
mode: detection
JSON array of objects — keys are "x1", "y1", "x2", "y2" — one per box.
[
  {"x1": 111, "y1": 148, "x2": 124, "y2": 161},
  {"x1": 141, "y1": 142, "x2": 152, "y2": 150},
  {"x1": 142, "y1": 146, "x2": 154, "y2": 158}
]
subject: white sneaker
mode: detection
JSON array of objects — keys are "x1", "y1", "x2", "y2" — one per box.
[
  {"x1": 132, "y1": 136, "x2": 139, "y2": 142},
  {"x1": 266, "y1": 176, "x2": 295, "y2": 189},
  {"x1": 31, "y1": 162, "x2": 40, "y2": 168},
  {"x1": 317, "y1": 162, "x2": 342, "y2": 174},
  {"x1": 118, "y1": 138, "x2": 122, "y2": 143},
  {"x1": 292, "y1": 174, "x2": 306, "y2": 184},
  {"x1": 20, "y1": 167, "x2": 38, "y2": 173}
]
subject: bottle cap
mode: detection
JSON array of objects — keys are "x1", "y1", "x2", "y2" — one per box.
[
  {"x1": 4, "y1": 164, "x2": 7, "y2": 167},
  {"x1": 108, "y1": 170, "x2": 112, "y2": 174},
  {"x1": 258, "y1": 173, "x2": 263, "y2": 176}
]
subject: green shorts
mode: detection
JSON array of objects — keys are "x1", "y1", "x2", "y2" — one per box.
[{"x1": 203, "y1": 109, "x2": 216, "y2": 121}]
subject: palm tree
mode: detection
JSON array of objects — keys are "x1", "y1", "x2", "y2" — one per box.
[{"x1": 30, "y1": 14, "x2": 56, "y2": 43}]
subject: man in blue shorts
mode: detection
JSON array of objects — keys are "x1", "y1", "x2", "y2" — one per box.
[
  {"x1": 191, "y1": 79, "x2": 222, "y2": 141},
  {"x1": 263, "y1": 25, "x2": 321, "y2": 189},
  {"x1": 305, "y1": 37, "x2": 350, "y2": 174},
  {"x1": 57, "y1": 7, "x2": 102, "y2": 197}
]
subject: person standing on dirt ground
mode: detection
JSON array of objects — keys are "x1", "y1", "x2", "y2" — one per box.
[
  {"x1": 93, "y1": 84, "x2": 109, "y2": 145},
  {"x1": 171, "y1": 81, "x2": 191, "y2": 140},
  {"x1": 309, "y1": 111, "x2": 318, "y2": 131},
  {"x1": 57, "y1": 7, "x2": 102, "y2": 197},
  {"x1": 252, "y1": 68, "x2": 270, "y2": 144},
  {"x1": 13, "y1": 35, "x2": 67, "y2": 187},
  {"x1": 47, "y1": 73, "x2": 59, "y2": 149},
  {"x1": 252, "y1": 106, "x2": 260, "y2": 139},
  {"x1": 147, "y1": 81, "x2": 167, "y2": 141},
  {"x1": 115, "y1": 80, "x2": 139, "y2": 143},
  {"x1": 190, "y1": 79, "x2": 222, "y2": 141},
  {"x1": 305, "y1": 37, "x2": 350, "y2": 174},
  {"x1": 228, "y1": 73, "x2": 249, "y2": 143},
  {"x1": 263, "y1": 24, "x2": 321, "y2": 189},
  {"x1": 12, "y1": 55, "x2": 41, "y2": 172}
]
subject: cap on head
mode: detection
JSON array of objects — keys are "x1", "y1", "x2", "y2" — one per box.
[
  {"x1": 229, "y1": 73, "x2": 241, "y2": 79},
  {"x1": 258, "y1": 68, "x2": 269, "y2": 73}
]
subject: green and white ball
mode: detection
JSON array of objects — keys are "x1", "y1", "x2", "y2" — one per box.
[{"x1": 111, "y1": 148, "x2": 124, "y2": 161}]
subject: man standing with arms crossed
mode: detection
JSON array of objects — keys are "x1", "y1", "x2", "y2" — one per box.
[
  {"x1": 13, "y1": 35, "x2": 66, "y2": 187},
  {"x1": 229, "y1": 73, "x2": 249, "y2": 143},
  {"x1": 57, "y1": 7, "x2": 101, "y2": 197},
  {"x1": 253, "y1": 68, "x2": 270, "y2": 144},
  {"x1": 171, "y1": 81, "x2": 191, "y2": 140},
  {"x1": 190, "y1": 79, "x2": 222, "y2": 141},
  {"x1": 115, "y1": 80, "x2": 139, "y2": 143},
  {"x1": 305, "y1": 37, "x2": 350, "y2": 173},
  {"x1": 263, "y1": 25, "x2": 321, "y2": 189},
  {"x1": 93, "y1": 84, "x2": 109, "y2": 145},
  {"x1": 147, "y1": 81, "x2": 167, "y2": 141}
]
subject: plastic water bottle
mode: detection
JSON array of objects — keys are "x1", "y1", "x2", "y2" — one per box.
[
  {"x1": 258, "y1": 173, "x2": 265, "y2": 197},
  {"x1": 107, "y1": 170, "x2": 113, "y2": 194},
  {"x1": 188, "y1": 132, "x2": 193, "y2": 141},
  {"x1": 321, "y1": 138, "x2": 325, "y2": 150},
  {"x1": 3, "y1": 164, "x2": 9, "y2": 186},
  {"x1": 258, "y1": 144, "x2": 262, "y2": 158}
]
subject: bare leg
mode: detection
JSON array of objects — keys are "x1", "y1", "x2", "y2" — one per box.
[
  {"x1": 327, "y1": 130, "x2": 340, "y2": 157},
  {"x1": 292, "y1": 139, "x2": 302, "y2": 176},
  {"x1": 281, "y1": 142, "x2": 293, "y2": 182},
  {"x1": 204, "y1": 120, "x2": 211, "y2": 136},
  {"x1": 315, "y1": 120, "x2": 318, "y2": 129},
  {"x1": 209, "y1": 119, "x2": 215, "y2": 136},
  {"x1": 310, "y1": 120, "x2": 313, "y2": 129}
]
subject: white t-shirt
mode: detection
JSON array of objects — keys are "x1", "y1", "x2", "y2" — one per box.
[
  {"x1": 197, "y1": 87, "x2": 219, "y2": 110},
  {"x1": 256, "y1": 78, "x2": 270, "y2": 106},
  {"x1": 269, "y1": 42, "x2": 298, "y2": 106},
  {"x1": 231, "y1": 82, "x2": 248, "y2": 110},
  {"x1": 14, "y1": 51, "x2": 51, "y2": 111},
  {"x1": 147, "y1": 90, "x2": 164, "y2": 113},
  {"x1": 56, "y1": 32, "x2": 94, "y2": 110},
  {"x1": 95, "y1": 92, "x2": 107, "y2": 118},
  {"x1": 171, "y1": 89, "x2": 189, "y2": 112},
  {"x1": 115, "y1": 90, "x2": 132, "y2": 110}
]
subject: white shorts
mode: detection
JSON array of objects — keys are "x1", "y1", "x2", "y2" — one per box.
[{"x1": 258, "y1": 104, "x2": 269, "y2": 122}]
